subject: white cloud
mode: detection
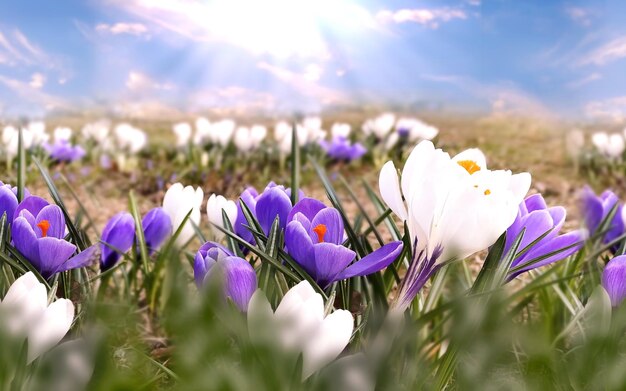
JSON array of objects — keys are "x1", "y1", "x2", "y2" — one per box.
[
  {"x1": 376, "y1": 7, "x2": 467, "y2": 29},
  {"x1": 303, "y1": 63, "x2": 323, "y2": 82},
  {"x1": 29, "y1": 73, "x2": 46, "y2": 89},
  {"x1": 565, "y1": 7, "x2": 593, "y2": 27},
  {"x1": 95, "y1": 22, "x2": 149, "y2": 36},
  {"x1": 467, "y1": 0, "x2": 481, "y2": 6},
  {"x1": 585, "y1": 96, "x2": 626, "y2": 123},
  {"x1": 578, "y1": 36, "x2": 626, "y2": 66},
  {"x1": 0, "y1": 75, "x2": 69, "y2": 112},
  {"x1": 567, "y1": 72, "x2": 602, "y2": 89},
  {"x1": 107, "y1": 0, "x2": 376, "y2": 59},
  {"x1": 125, "y1": 71, "x2": 175, "y2": 91},
  {"x1": 257, "y1": 61, "x2": 346, "y2": 106}
]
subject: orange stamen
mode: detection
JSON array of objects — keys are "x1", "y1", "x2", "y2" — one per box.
[
  {"x1": 313, "y1": 224, "x2": 327, "y2": 243},
  {"x1": 484, "y1": 189, "x2": 491, "y2": 195},
  {"x1": 457, "y1": 160, "x2": 481, "y2": 175},
  {"x1": 37, "y1": 220, "x2": 51, "y2": 238}
]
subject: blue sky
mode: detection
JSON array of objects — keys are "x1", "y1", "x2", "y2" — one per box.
[{"x1": 1, "y1": 0, "x2": 626, "y2": 121}]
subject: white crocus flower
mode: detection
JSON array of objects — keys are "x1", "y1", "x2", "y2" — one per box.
[
  {"x1": 2, "y1": 125, "x2": 20, "y2": 158},
  {"x1": 302, "y1": 116, "x2": 326, "y2": 143},
  {"x1": 172, "y1": 122, "x2": 192, "y2": 148},
  {"x1": 396, "y1": 117, "x2": 439, "y2": 141},
  {"x1": 234, "y1": 126, "x2": 253, "y2": 152},
  {"x1": 81, "y1": 120, "x2": 110, "y2": 143},
  {"x1": 0, "y1": 272, "x2": 75, "y2": 364},
  {"x1": 362, "y1": 113, "x2": 395, "y2": 139},
  {"x1": 210, "y1": 119, "x2": 236, "y2": 147},
  {"x1": 194, "y1": 117, "x2": 212, "y2": 146},
  {"x1": 114, "y1": 123, "x2": 147, "y2": 154},
  {"x1": 206, "y1": 193, "x2": 237, "y2": 237},
  {"x1": 27, "y1": 121, "x2": 49, "y2": 146},
  {"x1": 250, "y1": 124, "x2": 267, "y2": 146},
  {"x1": 592, "y1": 132, "x2": 624, "y2": 159},
  {"x1": 331, "y1": 123, "x2": 351, "y2": 139},
  {"x1": 162, "y1": 183, "x2": 204, "y2": 247},
  {"x1": 53, "y1": 127, "x2": 73, "y2": 142},
  {"x1": 379, "y1": 141, "x2": 530, "y2": 311},
  {"x1": 248, "y1": 281, "x2": 354, "y2": 379},
  {"x1": 380, "y1": 140, "x2": 530, "y2": 262},
  {"x1": 275, "y1": 121, "x2": 308, "y2": 153}
]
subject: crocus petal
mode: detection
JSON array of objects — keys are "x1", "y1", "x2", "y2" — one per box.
[
  {"x1": 12, "y1": 216, "x2": 41, "y2": 267},
  {"x1": 335, "y1": 241, "x2": 403, "y2": 281},
  {"x1": 580, "y1": 186, "x2": 603, "y2": 234},
  {"x1": 0, "y1": 185, "x2": 18, "y2": 222},
  {"x1": 194, "y1": 241, "x2": 233, "y2": 286},
  {"x1": 379, "y1": 161, "x2": 407, "y2": 221},
  {"x1": 285, "y1": 221, "x2": 316, "y2": 275},
  {"x1": 510, "y1": 230, "x2": 584, "y2": 277},
  {"x1": 222, "y1": 256, "x2": 257, "y2": 312},
  {"x1": 37, "y1": 237, "x2": 77, "y2": 278},
  {"x1": 275, "y1": 280, "x2": 320, "y2": 318},
  {"x1": 287, "y1": 198, "x2": 326, "y2": 223},
  {"x1": 35, "y1": 205, "x2": 66, "y2": 239},
  {"x1": 313, "y1": 243, "x2": 356, "y2": 287},
  {"x1": 602, "y1": 255, "x2": 626, "y2": 307},
  {"x1": 100, "y1": 212, "x2": 136, "y2": 270},
  {"x1": 0, "y1": 272, "x2": 47, "y2": 337},
  {"x1": 14, "y1": 196, "x2": 49, "y2": 223},
  {"x1": 310, "y1": 208, "x2": 344, "y2": 245},
  {"x1": 54, "y1": 245, "x2": 99, "y2": 275},
  {"x1": 27, "y1": 298, "x2": 75, "y2": 363},
  {"x1": 255, "y1": 187, "x2": 293, "y2": 235},
  {"x1": 142, "y1": 207, "x2": 172, "y2": 253},
  {"x1": 302, "y1": 309, "x2": 354, "y2": 379},
  {"x1": 524, "y1": 193, "x2": 548, "y2": 212},
  {"x1": 506, "y1": 210, "x2": 554, "y2": 258}
]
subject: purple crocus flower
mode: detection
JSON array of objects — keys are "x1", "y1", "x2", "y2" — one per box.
[
  {"x1": 12, "y1": 196, "x2": 96, "y2": 278},
  {"x1": 0, "y1": 182, "x2": 19, "y2": 222},
  {"x1": 142, "y1": 207, "x2": 172, "y2": 254},
  {"x1": 100, "y1": 212, "x2": 136, "y2": 270},
  {"x1": 580, "y1": 186, "x2": 624, "y2": 247},
  {"x1": 285, "y1": 198, "x2": 403, "y2": 288},
  {"x1": 319, "y1": 137, "x2": 367, "y2": 162},
  {"x1": 45, "y1": 140, "x2": 86, "y2": 163},
  {"x1": 234, "y1": 182, "x2": 305, "y2": 241},
  {"x1": 193, "y1": 242, "x2": 257, "y2": 311},
  {"x1": 504, "y1": 194, "x2": 585, "y2": 279},
  {"x1": 603, "y1": 255, "x2": 626, "y2": 307}
]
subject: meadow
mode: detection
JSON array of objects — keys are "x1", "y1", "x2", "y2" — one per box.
[{"x1": 2, "y1": 113, "x2": 626, "y2": 390}]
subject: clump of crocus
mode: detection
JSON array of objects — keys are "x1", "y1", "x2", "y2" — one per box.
[
  {"x1": 45, "y1": 140, "x2": 86, "y2": 163},
  {"x1": 100, "y1": 212, "x2": 136, "y2": 271},
  {"x1": 193, "y1": 242, "x2": 257, "y2": 311},
  {"x1": 319, "y1": 137, "x2": 367, "y2": 162},
  {"x1": 248, "y1": 280, "x2": 354, "y2": 379},
  {"x1": 504, "y1": 194, "x2": 585, "y2": 279},
  {"x1": 0, "y1": 272, "x2": 75, "y2": 363},
  {"x1": 602, "y1": 255, "x2": 626, "y2": 307},
  {"x1": 285, "y1": 198, "x2": 403, "y2": 288},
  {"x1": 12, "y1": 196, "x2": 96, "y2": 278},
  {"x1": 580, "y1": 186, "x2": 624, "y2": 249},
  {"x1": 379, "y1": 141, "x2": 530, "y2": 311}
]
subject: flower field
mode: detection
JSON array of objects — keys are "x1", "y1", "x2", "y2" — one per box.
[{"x1": 1, "y1": 113, "x2": 626, "y2": 390}]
